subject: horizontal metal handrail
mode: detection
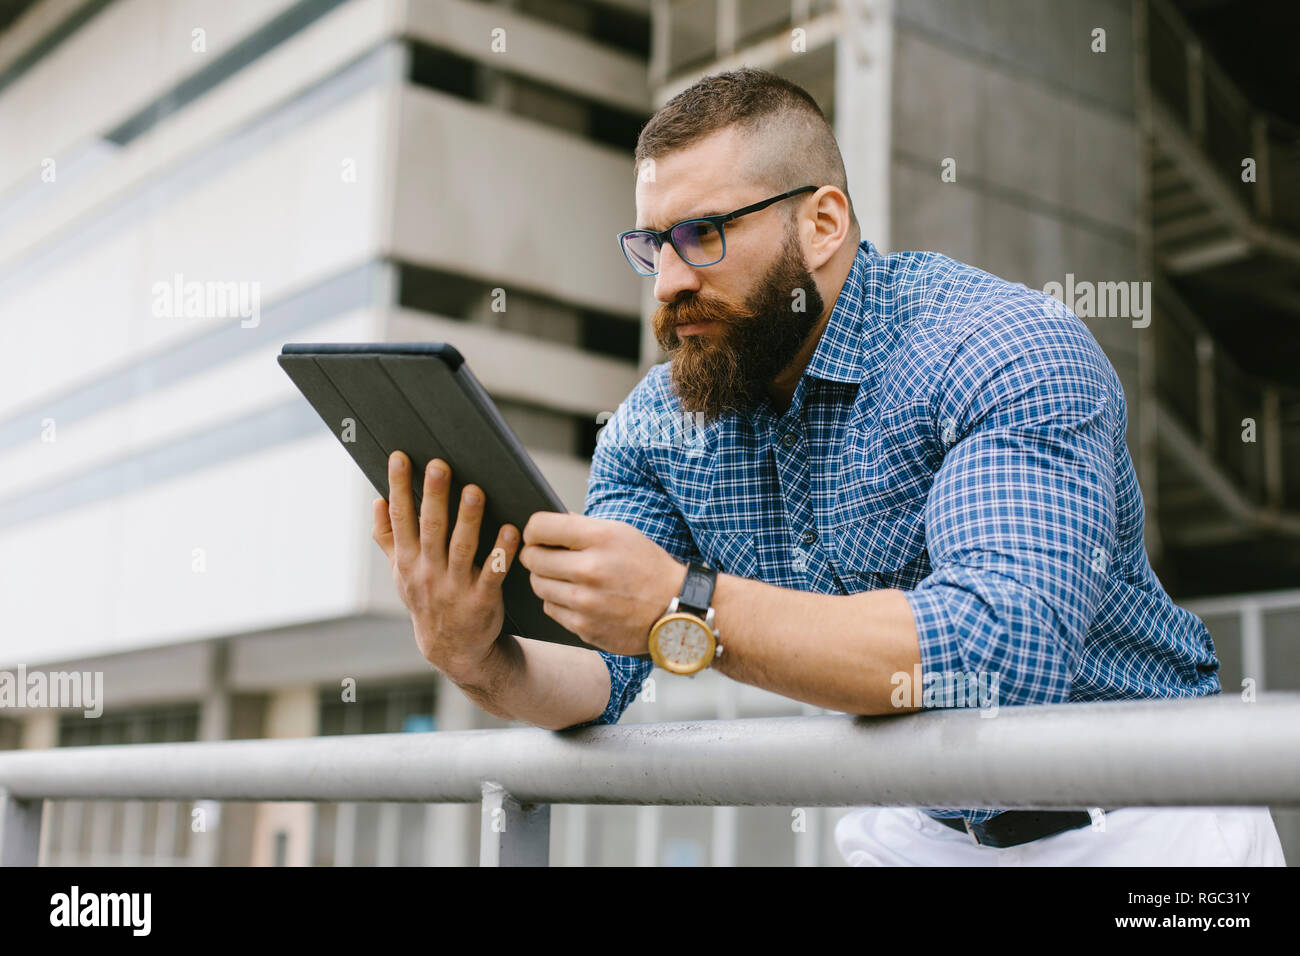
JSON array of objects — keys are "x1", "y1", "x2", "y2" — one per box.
[
  {"x1": 4, "y1": 695, "x2": 1298, "y2": 865},
  {"x1": 1184, "y1": 587, "x2": 1300, "y2": 616},
  {"x1": 3, "y1": 695, "x2": 1298, "y2": 808}
]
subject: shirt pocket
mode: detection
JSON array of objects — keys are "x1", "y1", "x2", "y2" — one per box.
[
  {"x1": 830, "y1": 501, "x2": 929, "y2": 586},
  {"x1": 689, "y1": 525, "x2": 762, "y2": 580},
  {"x1": 835, "y1": 399, "x2": 937, "y2": 515}
]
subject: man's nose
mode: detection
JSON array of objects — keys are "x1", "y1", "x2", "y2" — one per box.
[{"x1": 654, "y1": 241, "x2": 700, "y2": 303}]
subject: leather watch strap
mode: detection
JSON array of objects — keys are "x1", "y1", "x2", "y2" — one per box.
[{"x1": 678, "y1": 562, "x2": 717, "y2": 616}]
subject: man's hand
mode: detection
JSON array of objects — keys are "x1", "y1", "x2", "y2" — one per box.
[
  {"x1": 371, "y1": 451, "x2": 519, "y2": 683},
  {"x1": 519, "y1": 513, "x2": 686, "y2": 656}
]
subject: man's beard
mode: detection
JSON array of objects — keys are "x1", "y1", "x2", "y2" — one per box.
[{"x1": 652, "y1": 230, "x2": 825, "y2": 419}]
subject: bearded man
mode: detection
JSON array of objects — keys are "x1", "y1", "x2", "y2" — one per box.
[{"x1": 372, "y1": 67, "x2": 1284, "y2": 866}]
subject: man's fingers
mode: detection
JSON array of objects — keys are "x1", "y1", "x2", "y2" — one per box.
[
  {"x1": 477, "y1": 523, "x2": 519, "y2": 591},
  {"x1": 387, "y1": 451, "x2": 419, "y2": 561},
  {"x1": 522, "y1": 511, "x2": 603, "y2": 549},
  {"x1": 528, "y1": 569, "x2": 582, "y2": 611},
  {"x1": 419, "y1": 458, "x2": 450, "y2": 566},
  {"x1": 447, "y1": 483, "x2": 485, "y2": 578},
  {"x1": 372, "y1": 497, "x2": 394, "y2": 560}
]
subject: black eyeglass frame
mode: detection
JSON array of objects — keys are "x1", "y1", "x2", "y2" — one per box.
[{"x1": 617, "y1": 185, "x2": 819, "y2": 276}]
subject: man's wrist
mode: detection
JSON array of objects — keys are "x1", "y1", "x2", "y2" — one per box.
[
  {"x1": 445, "y1": 634, "x2": 520, "y2": 700},
  {"x1": 707, "y1": 570, "x2": 743, "y2": 674},
  {"x1": 651, "y1": 556, "x2": 690, "y2": 625},
  {"x1": 649, "y1": 559, "x2": 729, "y2": 673}
]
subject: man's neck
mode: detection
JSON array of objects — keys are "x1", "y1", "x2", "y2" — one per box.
[
  {"x1": 764, "y1": 239, "x2": 859, "y2": 415},
  {"x1": 765, "y1": 307, "x2": 832, "y2": 416}
]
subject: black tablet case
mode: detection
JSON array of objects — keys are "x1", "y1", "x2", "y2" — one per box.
[{"x1": 278, "y1": 342, "x2": 593, "y2": 652}]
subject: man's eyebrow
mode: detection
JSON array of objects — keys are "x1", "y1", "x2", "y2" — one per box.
[{"x1": 639, "y1": 206, "x2": 726, "y2": 232}]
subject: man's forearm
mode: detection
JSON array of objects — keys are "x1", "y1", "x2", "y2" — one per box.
[
  {"x1": 709, "y1": 574, "x2": 922, "y2": 714},
  {"x1": 449, "y1": 634, "x2": 612, "y2": 731}
]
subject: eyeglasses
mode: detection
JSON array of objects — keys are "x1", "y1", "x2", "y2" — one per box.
[{"x1": 617, "y1": 185, "x2": 818, "y2": 276}]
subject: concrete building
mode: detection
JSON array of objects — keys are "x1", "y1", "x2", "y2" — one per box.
[{"x1": 0, "y1": 0, "x2": 1295, "y2": 865}]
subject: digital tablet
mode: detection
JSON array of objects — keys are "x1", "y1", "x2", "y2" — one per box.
[{"x1": 277, "y1": 341, "x2": 594, "y2": 652}]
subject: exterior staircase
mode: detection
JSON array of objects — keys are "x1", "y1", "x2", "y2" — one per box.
[{"x1": 1140, "y1": 0, "x2": 1300, "y2": 591}]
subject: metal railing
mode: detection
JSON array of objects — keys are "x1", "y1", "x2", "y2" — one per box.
[
  {"x1": 1184, "y1": 588, "x2": 1300, "y2": 694},
  {"x1": 1153, "y1": 278, "x2": 1300, "y2": 527},
  {"x1": 1147, "y1": 0, "x2": 1300, "y2": 232},
  {"x1": 3, "y1": 695, "x2": 1299, "y2": 866}
]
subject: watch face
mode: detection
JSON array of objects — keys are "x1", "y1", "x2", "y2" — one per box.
[{"x1": 652, "y1": 616, "x2": 713, "y2": 673}]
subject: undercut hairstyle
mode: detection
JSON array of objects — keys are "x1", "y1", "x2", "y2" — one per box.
[{"x1": 633, "y1": 67, "x2": 858, "y2": 236}]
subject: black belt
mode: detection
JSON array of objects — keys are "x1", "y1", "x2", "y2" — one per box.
[{"x1": 931, "y1": 809, "x2": 1107, "y2": 848}]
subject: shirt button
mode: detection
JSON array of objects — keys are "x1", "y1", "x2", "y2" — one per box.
[
  {"x1": 802, "y1": 529, "x2": 817, "y2": 545},
  {"x1": 782, "y1": 432, "x2": 798, "y2": 448}
]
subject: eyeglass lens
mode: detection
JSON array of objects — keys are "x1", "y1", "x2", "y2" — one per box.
[{"x1": 623, "y1": 220, "x2": 724, "y2": 274}]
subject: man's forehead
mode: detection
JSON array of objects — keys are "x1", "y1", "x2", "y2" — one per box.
[
  {"x1": 637, "y1": 194, "x2": 732, "y2": 231},
  {"x1": 635, "y1": 174, "x2": 749, "y2": 231},
  {"x1": 635, "y1": 129, "x2": 751, "y2": 229}
]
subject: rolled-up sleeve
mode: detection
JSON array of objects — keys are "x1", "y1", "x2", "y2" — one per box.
[
  {"x1": 903, "y1": 303, "x2": 1119, "y2": 707},
  {"x1": 562, "y1": 381, "x2": 697, "y2": 729}
]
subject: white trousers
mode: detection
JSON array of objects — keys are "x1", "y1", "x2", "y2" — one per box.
[{"x1": 835, "y1": 806, "x2": 1287, "y2": 866}]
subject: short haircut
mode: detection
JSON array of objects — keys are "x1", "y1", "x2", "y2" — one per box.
[{"x1": 633, "y1": 67, "x2": 858, "y2": 234}]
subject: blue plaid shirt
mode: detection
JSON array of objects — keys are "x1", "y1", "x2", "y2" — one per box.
[{"x1": 576, "y1": 239, "x2": 1220, "y2": 825}]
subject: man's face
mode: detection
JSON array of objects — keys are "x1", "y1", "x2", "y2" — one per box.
[
  {"x1": 635, "y1": 128, "x2": 825, "y2": 418},
  {"x1": 651, "y1": 225, "x2": 824, "y2": 417}
]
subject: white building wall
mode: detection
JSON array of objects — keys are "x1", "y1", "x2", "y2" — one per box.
[{"x1": 0, "y1": 0, "x2": 646, "y2": 671}]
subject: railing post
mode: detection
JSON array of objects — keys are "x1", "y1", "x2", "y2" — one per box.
[
  {"x1": 479, "y1": 782, "x2": 550, "y2": 867},
  {"x1": 1195, "y1": 334, "x2": 1216, "y2": 453},
  {"x1": 1262, "y1": 387, "x2": 1284, "y2": 509},
  {"x1": 1251, "y1": 114, "x2": 1272, "y2": 222},
  {"x1": 0, "y1": 789, "x2": 43, "y2": 867},
  {"x1": 1241, "y1": 602, "x2": 1266, "y2": 693},
  {"x1": 1186, "y1": 39, "x2": 1206, "y2": 145}
]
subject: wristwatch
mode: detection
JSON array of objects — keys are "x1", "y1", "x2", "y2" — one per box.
[{"x1": 647, "y1": 561, "x2": 723, "y2": 675}]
